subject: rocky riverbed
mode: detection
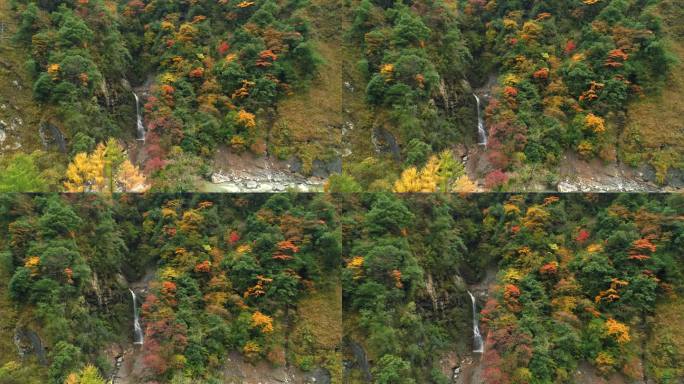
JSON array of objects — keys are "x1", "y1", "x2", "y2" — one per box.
[
  {"x1": 557, "y1": 151, "x2": 681, "y2": 192},
  {"x1": 201, "y1": 147, "x2": 329, "y2": 192},
  {"x1": 204, "y1": 167, "x2": 325, "y2": 193},
  {"x1": 556, "y1": 176, "x2": 659, "y2": 192}
]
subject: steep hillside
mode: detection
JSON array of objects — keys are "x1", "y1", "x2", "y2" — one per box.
[
  {"x1": 0, "y1": 0, "x2": 342, "y2": 192},
  {"x1": 0, "y1": 0, "x2": 43, "y2": 153},
  {"x1": 335, "y1": 0, "x2": 684, "y2": 192},
  {"x1": 0, "y1": 1, "x2": 67, "y2": 192},
  {"x1": 620, "y1": 0, "x2": 684, "y2": 187},
  {"x1": 340, "y1": 193, "x2": 684, "y2": 383},
  {"x1": 0, "y1": 194, "x2": 342, "y2": 383},
  {"x1": 270, "y1": 0, "x2": 343, "y2": 174},
  {"x1": 646, "y1": 296, "x2": 684, "y2": 381}
]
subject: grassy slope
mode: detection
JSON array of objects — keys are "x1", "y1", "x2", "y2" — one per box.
[
  {"x1": 340, "y1": 0, "x2": 403, "y2": 188},
  {"x1": 0, "y1": 1, "x2": 46, "y2": 153},
  {"x1": 645, "y1": 296, "x2": 684, "y2": 381},
  {"x1": 620, "y1": 0, "x2": 684, "y2": 183},
  {"x1": 290, "y1": 278, "x2": 343, "y2": 382},
  {"x1": 341, "y1": 0, "x2": 375, "y2": 163},
  {"x1": 270, "y1": 0, "x2": 343, "y2": 174}
]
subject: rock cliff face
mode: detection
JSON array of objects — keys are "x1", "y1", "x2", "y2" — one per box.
[{"x1": 12, "y1": 328, "x2": 47, "y2": 366}]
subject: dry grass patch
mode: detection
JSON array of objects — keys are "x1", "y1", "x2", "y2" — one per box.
[
  {"x1": 270, "y1": 0, "x2": 343, "y2": 173},
  {"x1": 620, "y1": 0, "x2": 684, "y2": 183}
]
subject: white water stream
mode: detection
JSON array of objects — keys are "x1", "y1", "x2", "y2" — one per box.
[
  {"x1": 133, "y1": 92, "x2": 145, "y2": 141},
  {"x1": 129, "y1": 289, "x2": 143, "y2": 345},
  {"x1": 468, "y1": 290, "x2": 484, "y2": 353},
  {"x1": 474, "y1": 94, "x2": 487, "y2": 146}
]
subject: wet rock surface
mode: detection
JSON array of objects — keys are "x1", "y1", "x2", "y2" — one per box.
[
  {"x1": 666, "y1": 168, "x2": 684, "y2": 188},
  {"x1": 110, "y1": 345, "x2": 147, "y2": 384},
  {"x1": 438, "y1": 351, "x2": 460, "y2": 381},
  {"x1": 13, "y1": 328, "x2": 47, "y2": 366},
  {"x1": 38, "y1": 122, "x2": 67, "y2": 153},
  {"x1": 343, "y1": 339, "x2": 372, "y2": 383},
  {"x1": 453, "y1": 356, "x2": 484, "y2": 384},
  {"x1": 312, "y1": 157, "x2": 342, "y2": 178},
  {"x1": 371, "y1": 127, "x2": 400, "y2": 160}
]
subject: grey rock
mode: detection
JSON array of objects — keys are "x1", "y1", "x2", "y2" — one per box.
[
  {"x1": 344, "y1": 340, "x2": 371, "y2": 382},
  {"x1": 557, "y1": 177, "x2": 656, "y2": 192},
  {"x1": 288, "y1": 157, "x2": 303, "y2": 174},
  {"x1": 638, "y1": 164, "x2": 657, "y2": 183},
  {"x1": 13, "y1": 328, "x2": 48, "y2": 366},
  {"x1": 557, "y1": 181, "x2": 580, "y2": 193},
  {"x1": 343, "y1": 81, "x2": 354, "y2": 92},
  {"x1": 305, "y1": 368, "x2": 331, "y2": 384},
  {"x1": 371, "y1": 127, "x2": 400, "y2": 160},
  {"x1": 312, "y1": 157, "x2": 342, "y2": 178},
  {"x1": 39, "y1": 122, "x2": 67, "y2": 153},
  {"x1": 666, "y1": 168, "x2": 684, "y2": 188}
]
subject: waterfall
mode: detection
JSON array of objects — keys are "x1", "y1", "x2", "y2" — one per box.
[
  {"x1": 474, "y1": 94, "x2": 487, "y2": 147},
  {"x1": 129, "y1": 289, "x2": 144, "y2": 345},
  {"x1": 468, "y1": 291, "x2": 484, "y2": 353},
  {"x1": 133, "y1": 92, "x2": 145, "y2": 141}
]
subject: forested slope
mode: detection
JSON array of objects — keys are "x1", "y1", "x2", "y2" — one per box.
[
  {"x1": 0, "y1": 194, "x2": 342, "y2": 383},
  {"x1": 337, "y1": 0, "x2": 683, "y2": 192},
  {"x1": 2, "y1": 0, "x2": 682, "y2": 192},
  {"x1": 1, "y1": 193, "x2": 683, "y2": 383},
  {"x1": 0, "y1": 0, "x2": 337, "y2": 192},
  {"x1": 340, "y1": 193, "x2": 684, "y2": 383}
]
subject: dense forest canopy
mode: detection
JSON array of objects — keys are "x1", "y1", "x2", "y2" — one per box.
[
  {"x1": 336, "y1": 0, "x2": 683, "y2": 192},
  {"x1": 1, "y1": 0, "x2": 325, "y2": 192},
  {"x1": 3, "y1": 193, "x2": 681, "y2": 383},
  {"x1": 0, "y1": 0, "x2": 681, "y2": 191},
  {"x1": 339, "y1": 193, "x2": 684, "y2": 383},
  {"x1": 0, "y1": 194, "x2": 342, "y2": 383}
]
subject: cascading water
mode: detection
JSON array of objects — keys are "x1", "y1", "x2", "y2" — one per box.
[
  {"x1": 133, "y1": 92, "x2": 145, "y2": 141},
  {"x1": 473, "y1": 94, "x2": 487, "y2": 147},
  {"x1": 129, "y1": 289, "x2": 144, "y2": 345},
  {"x1": 468, "y1": 290, "x2": 484, "y2": 353}
]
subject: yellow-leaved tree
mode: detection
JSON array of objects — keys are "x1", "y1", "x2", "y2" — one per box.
[
  {"x1": 64, "y1": 364, "x2": 106, "y2": 384},
  {"x1": 116, "y1": 159, "x2": 147, "y2": 192},
  {"x1": 63, "y1": 151, "x2": 106, "y2": 192},
  {"x1": 251, "y1": 311, "x2": 274, "y2": 333},
  {"x1": 452, "y1": 175, "x2": 477, "y2": 193},
  {"x1": 393, "y1": 150, "x2": 476, "y2": 192},
  {"x1": 64, "y1": 138, "x2": 148, "y2": 192},
  {"x1": 393, "y1": 167, "x2": 437, "y2": 192}
]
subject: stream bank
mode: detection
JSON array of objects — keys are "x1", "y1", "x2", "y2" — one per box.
[{"x1": 201, "y1": 148, "x2": 328, "y2": 192}]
